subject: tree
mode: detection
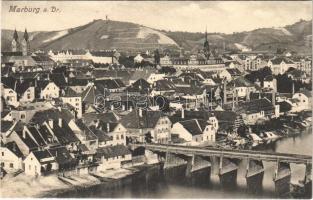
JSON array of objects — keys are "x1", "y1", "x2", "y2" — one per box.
[
  {"x1": 119, "y1": 55, "x2": 134, "y2": 68},
  {"x1": 154, "y1": 49, "x2": 160, "y2": 65},
  {"x1": 145, "y1": 132, "x2": 153, "y2": 143},
  {"x1": 237, "y1": 125, "x2": 248, "y2": 138}
]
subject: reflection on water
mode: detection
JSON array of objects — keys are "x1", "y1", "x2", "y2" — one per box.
[{"x1": 56, "y1": 129, "x2": 312, "y2": 198}]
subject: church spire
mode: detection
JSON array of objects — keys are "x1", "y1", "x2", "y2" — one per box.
[
  {"x1": 203, "y1": 26, "x2": 210, "y2": 56},
  {"x1": 24, "y1": 28, "x2": 29, "y2": 41},
  {"x1": 13, "y1": 29, "x2": 18, "y2": 41},
  {"x1": 205, "y1": 26, "x2": 208, "y2": 42}
]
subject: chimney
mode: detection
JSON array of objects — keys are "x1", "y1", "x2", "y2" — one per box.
[
  {"x1": 181, "y1": 108, "x2": 185, "y2": 119},
  {"x1": 13, "y1": 142, "x2": 16, "y2": 152},
  {"x1": 122, "y1": 104, "x2": 125, "y2": 111},
  {"x1": 235, "y1": 89, "x2": 239, "y2": 104},
  {"x1": 292, "y1": 81, "x2": 295, "y2": 95},
  {"x1": 22, "y1": 130, "x2": 26, "y2": 139},
  {"x1": 48, "y1": 119, "x2": 54, "y2": 128},
  {"x1": 58, "y1": 118, "x2": 62, "y2": 127},
  {"x1": 58, "y1": 106, "x2": 62, "y2": 112},
  {"x1": 111, "y1": 104, "x2": 114, "y2": 111},
  {"x1": 107, "y1": 123, "x2": 110, "y2": 133},
  {"x1": 223, "y1": 80, "x2": 227, "y2": 105},
  {"x1": 272, "y1": 91, "x2": 276, "y2": 106},
  {"x1": 139, "y1": 108, "x2": 143, "y2": 117},
  {"x1": 246, "y1": 89, "x2": 250, "y2": 102}
]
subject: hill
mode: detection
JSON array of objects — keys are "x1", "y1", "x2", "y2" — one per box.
[{"x1": 1, "y1": 19, "x2": 312, "y2": 54}]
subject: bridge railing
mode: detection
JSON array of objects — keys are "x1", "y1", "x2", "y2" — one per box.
[{"x1": 131, "y1": 143, "x2": 312, "y2": 164}]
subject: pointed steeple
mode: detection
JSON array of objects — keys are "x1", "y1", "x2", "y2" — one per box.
[
  {"x1": 24, "y1": 28, "x2": 29, "y2": 41},
  {"x1": 203, "y1": 26, "x2": 210, "y2": 58},
  {"x1": 205, "y1": 26, "x2": 208, "y2": 42},
  {"x1": 13, "y1": 29, "x2": 18, "y2": 41}
]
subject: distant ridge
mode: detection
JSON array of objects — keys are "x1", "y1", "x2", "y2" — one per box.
[{"x1": 1, "y1": 19, "x2": 312, "y2": 54}]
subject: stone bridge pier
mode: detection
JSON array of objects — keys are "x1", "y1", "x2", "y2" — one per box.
[
  {"x1": 304, "y1": 163, "x2": 312, "y2": 196},
  {"x1": 185, "y1": 155, "x2": 211, "y2": 177},
  {"x1": 246, "y1": 159, "x2": 264, "y2": 192},
  {"x1": 163, "y1": 152, "x2": 188, "y2": 169},
  {"x1": 273, "y1": 161, "x2": 291, "y2": 195},
  {"x1": 218, "y1": 156, "x2": 239, "y2": 185}
]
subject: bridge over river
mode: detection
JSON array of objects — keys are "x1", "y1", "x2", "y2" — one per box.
[{"x1": 131, "y1": 143, "x2": 312, "y2": 195}]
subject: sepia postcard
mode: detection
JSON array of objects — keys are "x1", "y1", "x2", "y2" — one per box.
[{"x1": 0, "y1": 0, "x2": 312, "y2": 198}]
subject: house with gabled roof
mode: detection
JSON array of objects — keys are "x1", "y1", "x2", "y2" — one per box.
[
  {"x1": 234, "y1": 98, "x2": 279, "y2": 125},
  {"x1": 95, "y1": 144, "x2": 132, "y2": 171},
  {"x1": 68, "y1": 119, "x2": 98, "y2": 153},
  {"x1": 60, "y1": 87, "x2": 83, "y2": 118},
  {"x1": 0, "y1": 141, "x2": 23, "y2": 172},
  {"x1": 219, "y1": 68, "x2": 242, "y2": 81},
  {"x1": 94, "y1": 121, "x2": 127, "y2": 146},
  {"x1": 171, "y1": 119, "x2": 216, "y2": 145},
  {"x1": 268, "y1": 57, "x2": 296, "y2": 75},
  {"x1": 23, "y1": 149, "x2": 57, "y2": 176},
  {"x1": 35, "y1": 80, "x2": 60, "y2": 100},
  {"x1": 121, "y1": 109, "x2": 172, "y2": 144}
]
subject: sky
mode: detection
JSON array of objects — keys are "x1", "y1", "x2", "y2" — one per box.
[{"x1": 1, "y1": 1, "x2": 312, "y2": 34}]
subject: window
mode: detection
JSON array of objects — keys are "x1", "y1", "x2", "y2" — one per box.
[
  {"x1": 10, "y1": 163, "x2": 13, "y2": 168},
  {"x1": 1, "y1": 152, "x2": 4, "y2": 156},
  {"x1": 116, "y1": 135, "x2": 119, "y2": 140},
  {"x1": 21, "y1": 114, "x2": 26, "y2": 119},
  {"x1": 0, "y1": 163, "x2": 4, "y2": 167},
  {"x1": 29, "y1": 165, "x2": 31, "y2": 170},
  {"x1": 121, "y1": 134, "x2": 124, "y2": 139},
  {"x1": 27, "y1": 94, "x2": 31, "y2": 99}
]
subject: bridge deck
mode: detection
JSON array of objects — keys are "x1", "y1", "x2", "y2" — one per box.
[{"x1": 133, "y1": 143, "x2": 312, "y2": 164}]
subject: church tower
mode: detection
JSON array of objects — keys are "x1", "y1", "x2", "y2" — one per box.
[
  {"x1": 203, "y1": 27, "x2": 211, "y2": 59},
  {"x1": 21, "y1": 29, "x2": 30, "y2": 56},
  {"x1": 11, "y1": 29, "x2": 20, "y2": 52}
]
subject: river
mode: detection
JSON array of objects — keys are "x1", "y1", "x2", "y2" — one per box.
[{"x1": 56, "y1": 128, "x2": 312, "y2": 198}]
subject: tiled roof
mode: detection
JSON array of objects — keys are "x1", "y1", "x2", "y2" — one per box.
[
  {"x1": 31, "y1": 55, "x2": 54, "y2": 62},
  {"x1": 61, "y1": 87, "x2": 81, "y2": 97},
  {"x1": 51, "y1": 120, "x2": 80, "y2": 145},
  {"x1": 15, "y1": 130, "x2": 39, "y2": 150},
  {"x1": 1, "y1": 121, "x2": 15, "y2": 133},
  {"x1": 95, "y1": 145, "x2": 131, "y2": 159},
  {"x1": 82, "y1": 112, "x2": 119, "y2": 125},
  {"x1": 75, "y1": 119, "x2": 98, "y2": 141},
  {"x1": 4, "y1": 141, "x2": 23, "y2": 158},
  {"x1": 31, "y1": 108, "x2": 75, "y2": 124},
  {"x1": 32, "y1": 149, "x2": 55, "y2": 164},
  {"x1": 227, "y1": 77, "x2": 254, "y2": 88},
  {"x1": 235, "y1": 98, "x2": 274, "y2": 114},
  {"x1": 48, "y1": 146, "x2": 76, "y2": 166},
  {"x1": 121, "y1": 109, "x2": 164, "y2": 129},
  {"x1": 178, "y1": 119, "x2": 209, "y2": 136},
  {"x1": 95, "y1": 79, "x2": 125, "y2": 90},
  {"x1": 264, "y1": 75, "x2": 274, "y2": 81},
  {"x1": 90, "y1": 51, "x2": 115, "y2": 57},
  {"x1": 226, "y1": 68, "x2": 242, "y2": 76},
  {"x1": 89, "y1": 126, "x2": 111, "y2": 142},
  {"x1": 126, "y1": 78, "x2": 151, "y2": 93},
  {"x1": 170, "y1": 110, "x2": 214, "y2": 124}
]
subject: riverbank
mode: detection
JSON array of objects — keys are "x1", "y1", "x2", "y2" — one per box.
[{"x1": 0, "y1": 163, "x2": 157, "y2": 198}]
